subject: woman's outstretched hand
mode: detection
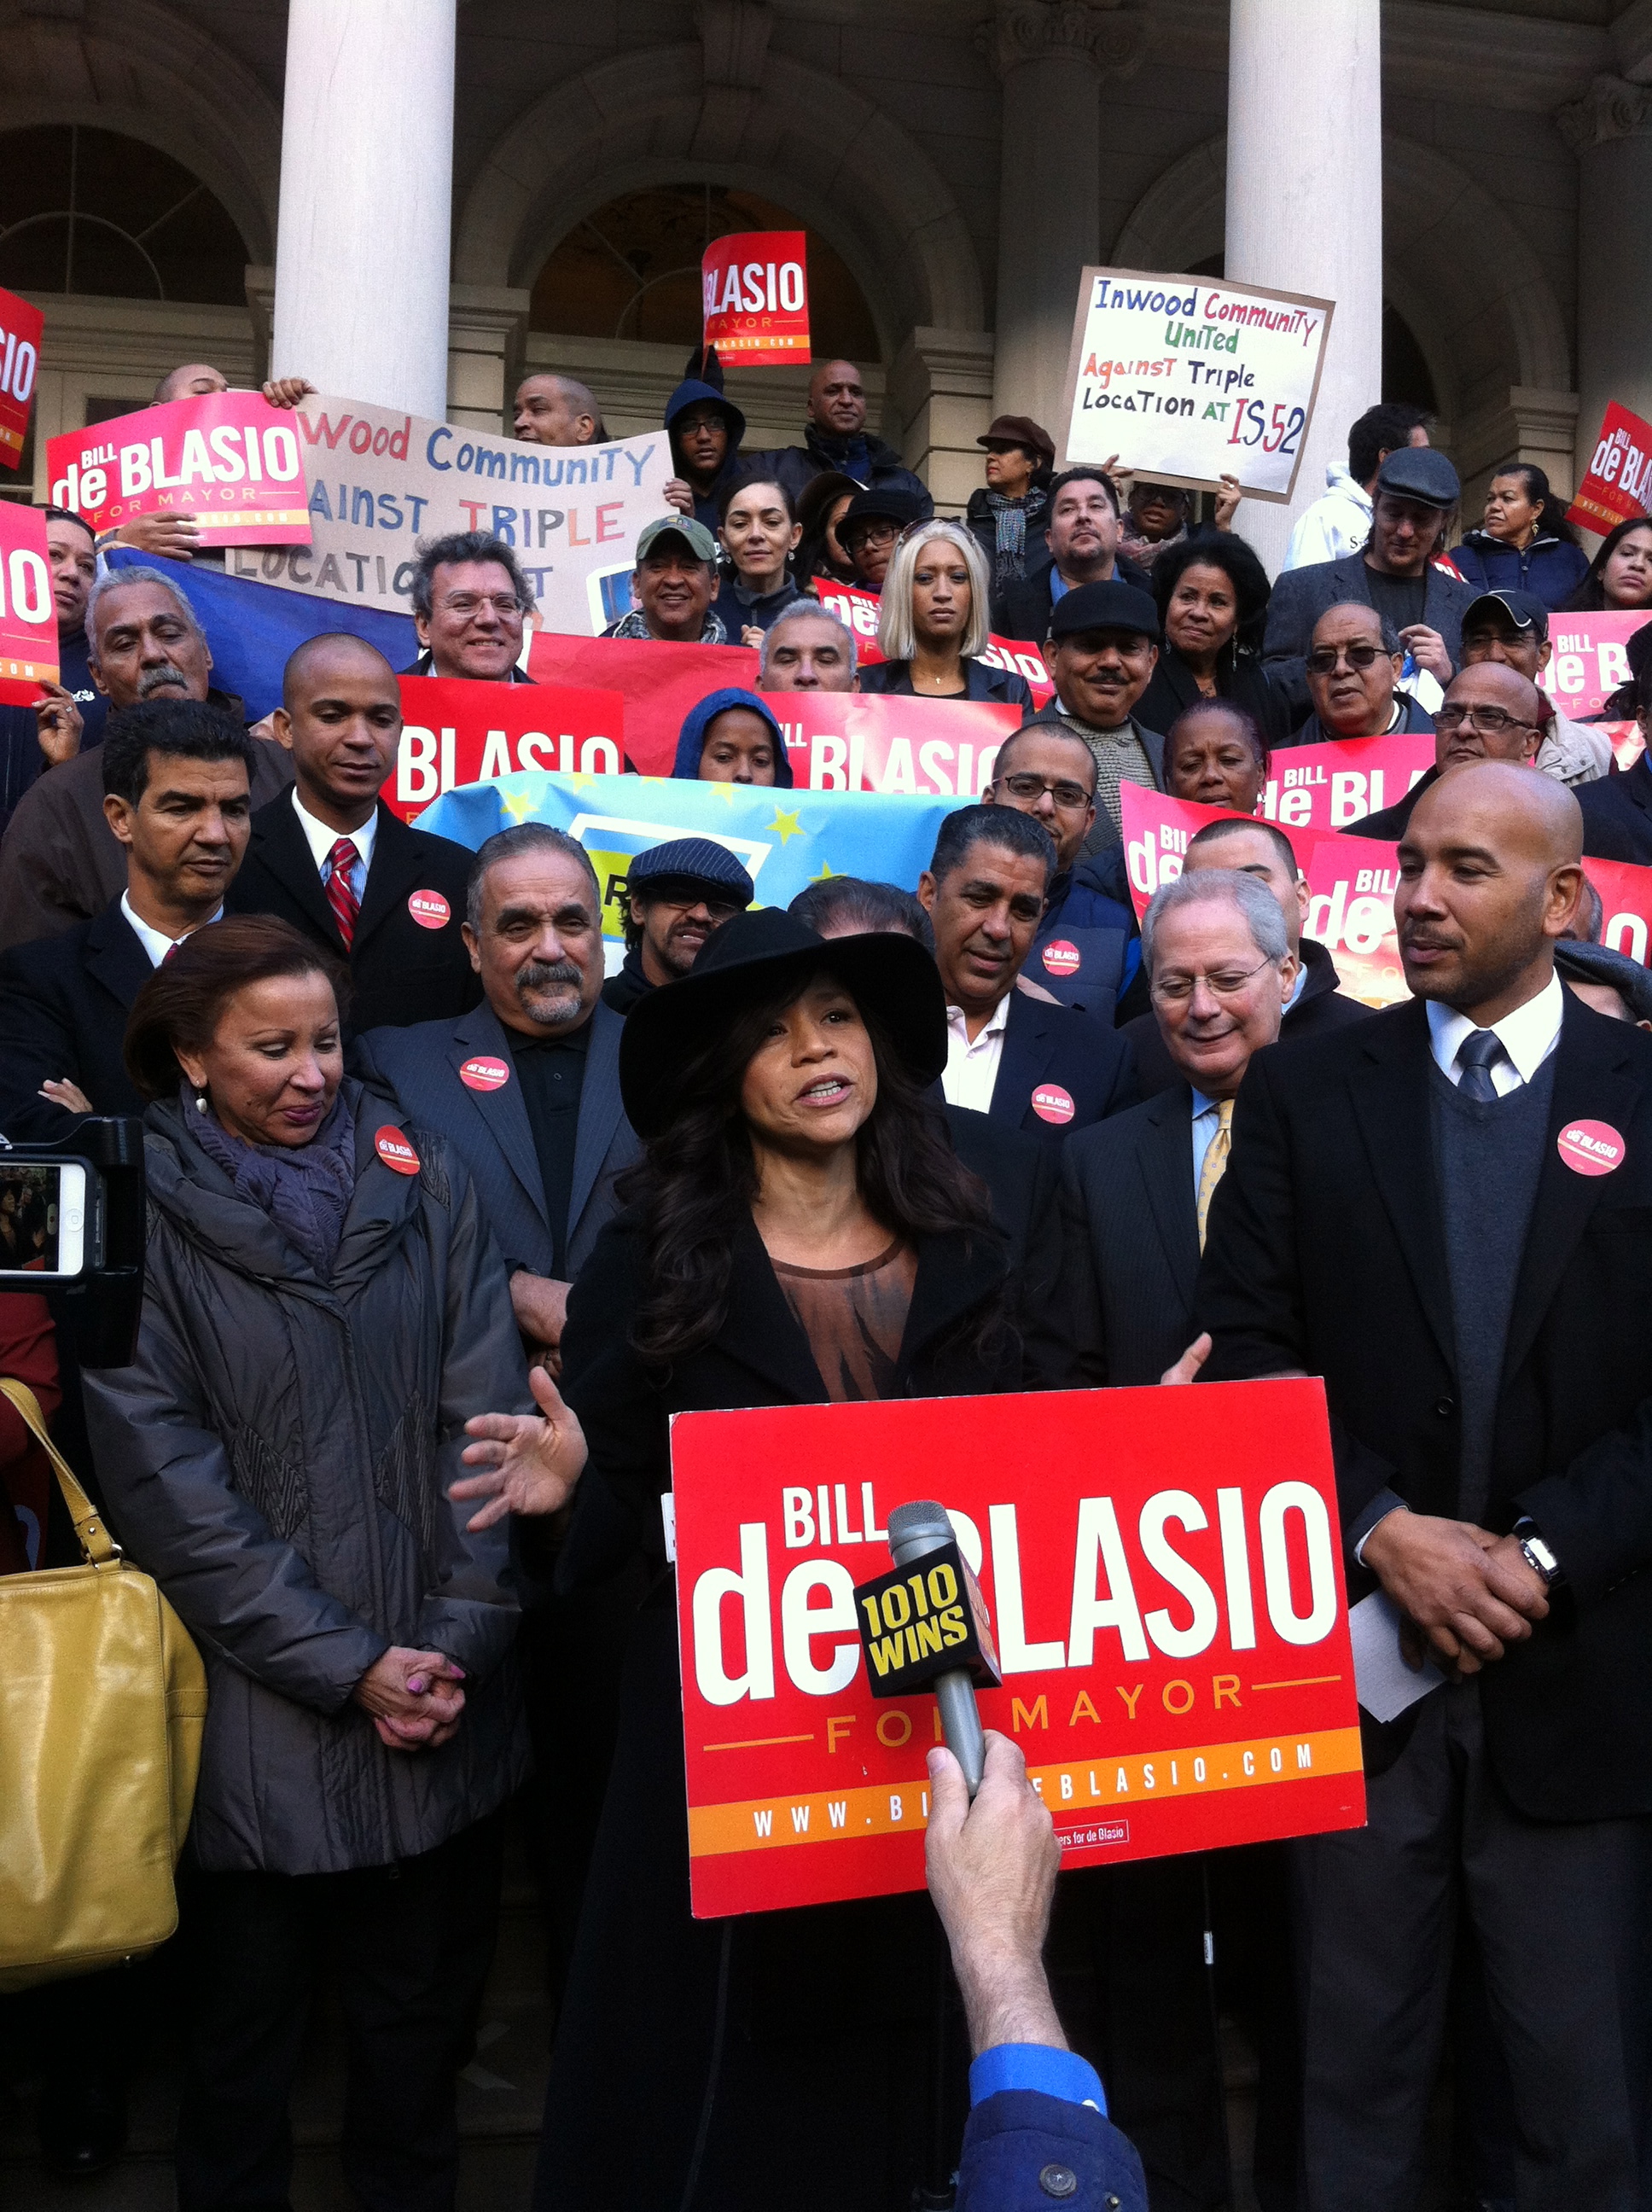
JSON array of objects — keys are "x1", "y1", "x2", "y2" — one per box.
[{"x1": 453, "y1": 1365, "x2": 589, "y2": 1529}]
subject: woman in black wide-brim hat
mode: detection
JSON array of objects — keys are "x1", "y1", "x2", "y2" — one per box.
[{"x1": 524, "y1": 908, "x2": 1024, "y2": 2211}]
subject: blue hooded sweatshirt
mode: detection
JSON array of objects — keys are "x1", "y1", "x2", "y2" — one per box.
[
  {"x1": 672, "y1": 687, "x2": 794, "y2": 787},
  {"x1": 665, "y1": 380, "x2": 748, "y2": 533}
]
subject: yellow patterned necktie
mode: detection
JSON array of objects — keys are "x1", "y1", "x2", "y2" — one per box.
[{"x1": 1195, "y1": 1097, "x2": 1234, "y2": 1254}]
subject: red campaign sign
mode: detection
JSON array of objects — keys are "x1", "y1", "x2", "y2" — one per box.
[
  {"x1": 701, "y1": 230, "x2": 811, "y2": 367},
  {"x1": 1259, "y1": 730, "x2": 1434, "y2": 838},
  {"x1": 0, "y1": 503, "x2": 59, "y2": 707},
  {"x1": 1568, "y1": 402, "x2": 1652, "y2": 538},
  {"x1": 0, "y1": 286, "x2": 44, "y2": 473},
  {"x1": 387, "y1": 674, "x2": 626, "y2": 824},
  {"x1": 527, "y1": 631, "x2": 759, "y2": 776},
  {"x1": 765, "y1": 690, "x2": 1022, "y2": 795},
  {"x1": 1119, "y1": 786, "x2": 1410, "y2": 1008},
  {"x1": 672, "y1": 1382, "x2": 1365, "y2": 1918},
  {"x1": 1582, "y1": 853, "x2": 1652, "y2": 967},
  {"x1": 47, "y1": 392, "x2": 312, "y2": 545},
  {"x1": 1536, "y1": 613, "x2": 1652, "y2": 721},
  {"x1": 812, "y1": 579, "x2": 1056, "y2": 709}
]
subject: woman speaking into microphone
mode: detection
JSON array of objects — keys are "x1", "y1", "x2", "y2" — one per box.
[{"x1": 511, "y1": 909, "x2": 1023, "y2": 2209}]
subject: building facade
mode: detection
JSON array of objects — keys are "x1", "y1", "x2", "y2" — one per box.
[{"x1": 3, "y1": 0, "x2": 1647, "y2": 565}]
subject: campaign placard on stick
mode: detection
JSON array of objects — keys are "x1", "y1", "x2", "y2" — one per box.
[
  {"x1": 671, "y1": 1382, "x2": 1364, "y2": 1918},
  {"x1": 1060, "y1": 266, "x2": 1334, "y2": 501},
  {"x1": 767, "y1": 690, "x2": 1022, "y2": 795},
  {"x1": 0, "y1": 503, "x2": 59, "y2": 705},
  {"x1": 0, "y1": 286, "x2": 43, "y2": 472},
  {"x1": 1583, "y1": 853, "x2": 1652, "y2": 966},
  {"x1": 1536, "y1": 611, "x2": 1650, "y2": 720},
  {"x1": 48, "y1": 392, "x2": 311, "y2": 544},
  {"x1": 811, "y1": 578, "x2": 1056, "y2": 708},
  {"x1": 241, "y1": 398, "x2": 673, "y2": 636},
  {"x1": 385, "y1": 676, "x2": 625, "y2": 824},
  {"x1": 526, "y1": 632, "x2": 759, "y2": 774},
  {"x1": 1568, "y1": 403, "x2": 1652, "y2": 537},
  {"x1": 701, "y1": 231, "x2": 810, "y2": 366}
]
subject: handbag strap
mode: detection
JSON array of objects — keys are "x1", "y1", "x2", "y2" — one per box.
[{"x1": 0, "y1": 1377, "x2": 119, "y2": 1566}]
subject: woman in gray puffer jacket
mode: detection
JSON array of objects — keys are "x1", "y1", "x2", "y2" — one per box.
[{"x1": 83, "y1": 917, "x2": 582, "y2": 2212}]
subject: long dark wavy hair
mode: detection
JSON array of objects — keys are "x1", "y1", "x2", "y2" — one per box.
[{"x1": 620, "y1": 966, "x2": 1000, "y2": 1368}]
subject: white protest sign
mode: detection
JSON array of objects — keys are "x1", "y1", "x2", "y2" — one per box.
[
  {"x1": 236, "y1": 395, "x2": 673, "y2": 636},
  {"x1": 1060, "y1": 266, "x2": 1335, "y2": 502}
]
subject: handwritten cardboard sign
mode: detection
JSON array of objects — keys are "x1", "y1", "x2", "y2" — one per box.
[
  {"x1": 767, "y1": 690, "x2": 1022, "y2": 795},
  {"x1": 0, "y1": 503, "x2": 59, "y2": 706},
  {"x1": 48, "y1": 392, "x2": 311, "y2": 545},
  {"x1": 1537, "y1": 612, "x2": 1651, "y2": 720},
  {"x1": 1568, "y1": 402, "x2": 1652, "y2": 538},
  {"x1": 702, "y1": 230, "x2": 810, "y2": 366},
  {"x1": 672, "y1": 1382, "x2": 1364, "y2": 1918},
  {"x1": 241, "y1": 397, "x2": 674, "y2": 637},
  {"x1": 1059, "y1": 266, "x2": 1334, "y2": 501},
  {"x1": 384, "y1": 675, "x2": 626, "y2": 824},
  {"x1": 0, "y1": 286, "x2": 43, "y2": 473}
]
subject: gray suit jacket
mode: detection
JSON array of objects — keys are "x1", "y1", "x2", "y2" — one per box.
[
  {"x1": 1053, "y1": 1081, "x2": 1199, "y2": 1387},
  {"x1": 1261, "y1": 549, "x2": 1479, "y2": 723},
  {"x1": 352, "y1": 998, "x2": 637, "y2": 1280}
]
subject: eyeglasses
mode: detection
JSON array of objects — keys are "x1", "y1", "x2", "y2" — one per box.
[
  {"x1": 436, "y1": 593, "x2": 524, "y2": 620},
  {"x1": 844, "y1": 519, "x2": 900, "y2": 550},
  {"x1": 996, "y1": 771, "x2": 1093, "y2": 811},
  {"x1": 1150, "y1": 954, "x2": 1275, "y2": 1006},
  {"x1": 1305, "y1": 643, "x2": 1386, "y2": 675},
  {"x1": 1434, "y1": 704, "x2": 1539, "y2": 736}
]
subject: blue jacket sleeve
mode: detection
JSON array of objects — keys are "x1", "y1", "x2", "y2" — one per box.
[{"x1": 956, "y1": 2090, "x2": 1148, "y2": 2211}]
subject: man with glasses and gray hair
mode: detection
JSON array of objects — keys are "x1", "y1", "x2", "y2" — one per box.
[
  {"x1": 1350, "y1": 660, "x2": 1546, "y2": 843},
  {"x1": 1047, "y1": 862, "x2": 1294, "y2": 2209},
  {"x1": 406, "y1": 531, "x2": 538, "y2": 683}
]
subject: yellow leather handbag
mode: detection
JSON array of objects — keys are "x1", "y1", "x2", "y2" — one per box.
[{"x1": 0, "y1": 1377, "x2": 207, "y2": 1991}]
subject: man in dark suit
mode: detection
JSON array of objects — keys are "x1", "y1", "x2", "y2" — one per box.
[
  {"x1": 1055, "y1": 861, "x2": 1296, "y2": 2209},
  {"x1": 1125, "y1": 816, "x2": 1370, "y2": 1095},
  {"x1": 1263, "y1": 447, "x2": 1478, "y2": 726},
  {"x1": 1195, "y1": 762, "x2": 1652, "y2": 2212},
  {"x1": 0, "y1": 699, "x2": 255, "y2": 1141},
  {"x1": 1576, "y1": 650, "x2": 1652, "y2": 861},
  {"x1": 405, "y1": 531, "x2": 538, "y2": 682},
  {"x1": 916, "y1": 802, "x2": 1135, "y2": 1144},
  {"x1": 227, "y1": 634, "x2": 479, "y2": 1032},
  {"x1": 1348, "y1": 661, "x2": 1546, "y2": 845},
  {"x1": 993, "y1": 467, "x2": 1151, "y2": 640}
]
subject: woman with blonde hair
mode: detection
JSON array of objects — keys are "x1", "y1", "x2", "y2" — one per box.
[{"x1": 858, "y1": 519, "x2": 1035, "y2": 707}]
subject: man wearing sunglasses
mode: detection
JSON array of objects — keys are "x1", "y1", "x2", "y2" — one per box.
[
  {"x1": 601, "y1": 836, "x2": 754, "y2": 1015},
  {"x1": 1295, "y1": 602, "x2": 1437, "y2": 746},
  {"x1": 1348, "y1": 661, "x2": 1544, "y2": 842}
]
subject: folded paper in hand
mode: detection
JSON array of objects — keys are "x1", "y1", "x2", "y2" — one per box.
[{"x1": 1350, "y1": 1590, "x2": 1446, "y2": 1723}]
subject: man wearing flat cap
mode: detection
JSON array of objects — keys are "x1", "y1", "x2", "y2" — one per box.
[
  {"x1": 605, "y1": 517, "x2": 728, "y2": 644},
  {"x1": 1009, "y1": 579, "x2": 1167, "y2": 900},
  {"x1": 1264, "y1": 446, "x2": 1480, "y2": 727},
  {"x1": 602, "y1": 835, "x2": 754, "y2": 1016}
]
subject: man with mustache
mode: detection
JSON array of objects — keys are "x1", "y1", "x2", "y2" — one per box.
[
  {"x1": 1193, "y1": 763, "x2": 1652, "y2": 2212},
  {"x1": 601, "y1": 837, "x2": 754, "y2": 1015},
  {"x1": 0, "y1": 568, "x2": 291, "y2": 950},
  {"x1": 226, "y1": 635, "x2": 479, "y2": 1031},
  {"x1": 1294, "y1": 602, "x2": 1436, "y2": 745}
]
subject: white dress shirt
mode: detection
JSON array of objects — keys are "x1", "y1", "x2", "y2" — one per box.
[
  {"x1": 292, "y1": 789, "x2": 377, "y2": 906},
  {"x1": 120, "y1": 894, "x2": 222, "y2": 969},
  {"x1": 1425, "y1": 970, "x2": 1564, "y2": 1096},
  {"x1": 941, "y1": 992, "x2": 1011, "y2": 1114}
]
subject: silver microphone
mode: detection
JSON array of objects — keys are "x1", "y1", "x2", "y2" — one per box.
[{"x1": 887, "y1": 1499, "x2": 986, "y2": 1797}]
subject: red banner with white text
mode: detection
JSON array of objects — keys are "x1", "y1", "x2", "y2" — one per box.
[
  {"x1": 1259, "y1": 730, "x2": 1434, "y2": 838},
  {"x1": 386, "y1": 675, "x2": 625, "y2": 823},
  {"x1": 767, "y1": 690, "x2": 1022, "y2": 795},
  {"x1": 1568, "y1": 402, "x2": 1652, "y2": 537},
  {"x1": 527, "y1": 632, "x2": 759, "y2": 776},
  {"x1": 701, "y1": 231, "x2": 811, "y2": 366},
  {"x1": 1535, "y1": 613, "x2": 1651, "y2": 721},
  {"x1": 48, "y1": 392, "x2": 312, "y2": 544},
  {"x1": 0, "y1": 503, "x2": 58, "y2": 705},
  {"x1": 0, "y1": 286, "x2": 44, "y2": 472},
  {"x1": 672, "y1": 1382, "x2": 1364, "y2": 1918}
]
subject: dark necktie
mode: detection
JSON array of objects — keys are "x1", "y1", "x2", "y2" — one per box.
[{"x1": 1456, "y1": 1028, "x2": 1505, "y2": 1103}]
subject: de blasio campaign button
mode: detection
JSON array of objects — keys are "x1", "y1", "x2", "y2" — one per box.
[
  {"x1": 1556, "y1": 1118, "x2": 1626, "y2": 1177},
  {"x1": 459, "y1": 1057, "x2": 511, "y2": 1092},
  {"x1": 375, "y1": 1126, "x2": 421, "y2": 1175},
  {"x1": 407, "y1": 888, "x2": 451, "y2": 929},
  {"x1": 1032, "y1": 1083, "x2": 1075, "y2": 1126},
  {"x1": 1041, "y1": 939, "x2": 1081, "y2": 977}
]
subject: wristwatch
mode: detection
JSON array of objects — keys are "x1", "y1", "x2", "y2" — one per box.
[{"x1": 1515, "y1": 1524, "x2": 1562, "y2": 1588}]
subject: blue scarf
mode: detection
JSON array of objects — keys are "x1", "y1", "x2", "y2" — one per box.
[{"x1": 192, "y1": 1087, "x2": 359, "y2": 1277}]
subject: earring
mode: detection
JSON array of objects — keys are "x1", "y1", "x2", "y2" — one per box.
[{"x1": 195, "y1": 1091, "x2": 207, "y2": 1114}]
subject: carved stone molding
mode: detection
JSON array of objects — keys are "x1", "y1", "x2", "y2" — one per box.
[
  {"x1": 1557, "y1": 73, "x2": 1652, "y2": 154},
  {"x1": 981, "y1": 1, "x2": 1149, "y2": 83},
  {"x1": 694, "y1": 0, "x2": 773, "y2": 90}
]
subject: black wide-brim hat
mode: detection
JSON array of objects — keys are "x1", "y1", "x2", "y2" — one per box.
[{"x1": 619, "y1": 908, "x2": 949, "y2": 1140}]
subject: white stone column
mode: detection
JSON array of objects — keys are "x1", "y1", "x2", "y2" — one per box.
[
  {"x1": 1224, "y1": 0, "x2": 1384, "y2": 574},
  {"x1": 1558, "y1": 77, "x2": 1652, "y2": 511},
  {"x1": 987, "y1": 3, "x2": 1149, "y2": 440},
  {"x1": 270, "y1": 0, "x2": 457, "y2": 420}
]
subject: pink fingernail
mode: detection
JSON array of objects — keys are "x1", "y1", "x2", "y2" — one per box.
[{"x1": 407, "y1": 1675, "x2": 427, "y2": 1695}]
